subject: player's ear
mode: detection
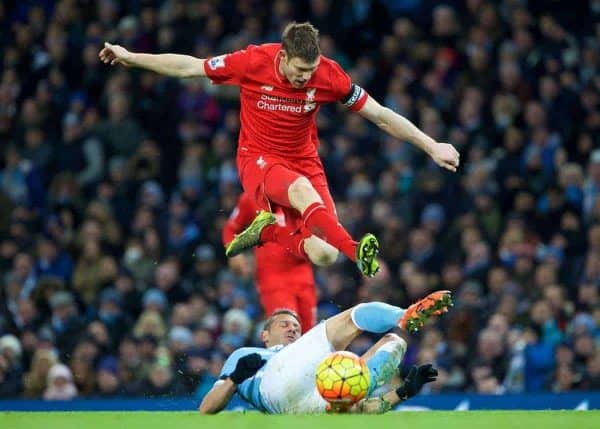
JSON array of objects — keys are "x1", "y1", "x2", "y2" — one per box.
[
  {"x1": 279, "y1": 50, "x2": 287, "y2": 62},
  {"x1": 260, "y1": 329, "x2": 269, "y2": 345}
]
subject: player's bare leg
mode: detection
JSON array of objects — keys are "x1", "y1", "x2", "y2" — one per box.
[
  {"x1": 325, "y1": 308, "x2": 363, "y2": 351},
  {"x1": 287, "y1": 176, "x2": 324, "y2": 213},
  {"x1": 361, "y1": 334, "x2": 405, "y2": 362},
  {"x1": 303, "y1": 235, "x2": 339, "y2": 266}
]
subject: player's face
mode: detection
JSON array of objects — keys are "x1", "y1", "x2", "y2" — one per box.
[
  {"x1": 262, "y1": 314, "x2": 301, "y2": 347},
  {"x1": 281, "y1": 52, "x2": 319, "y2": 88}
]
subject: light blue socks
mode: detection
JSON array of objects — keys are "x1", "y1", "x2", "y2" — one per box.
[
  {"x1": 366, "y1": 339, "x2": 407, "y2": 396},
  {"x1": 350, "y1": 302, "x2": 405, "y2": 333}
]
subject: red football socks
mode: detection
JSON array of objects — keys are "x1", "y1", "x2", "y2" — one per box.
[
  {"x1": 302, "y1": 202, "x2": 357, "y2": 262},
  {"x1": 260, "y1": 165, "x2": 358, "y2": 262},
  {"x1": 260, "y1": 223, "x2": 310, "y2": 260}
]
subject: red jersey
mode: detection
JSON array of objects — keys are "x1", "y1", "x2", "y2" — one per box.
[
  {"x1": 222, "y1": 193, "x2": 315, "y2": 293},
  {"x1": 204, "y1": 43, "x2": 368, "y2": 159}
]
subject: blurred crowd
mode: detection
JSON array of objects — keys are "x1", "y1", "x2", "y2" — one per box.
[{"x1": 1, "y1": 0, "x2": 600, "y2": 401}]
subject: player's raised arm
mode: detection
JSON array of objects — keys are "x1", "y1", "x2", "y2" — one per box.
[
  {"x1": 98, "y1": 42, "x2": 206, "y2": 78},
  {"x1": 357, "y1": 95, "x2": 460, "y2": 172}
]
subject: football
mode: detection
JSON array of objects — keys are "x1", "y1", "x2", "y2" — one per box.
[{"x1": 315, "y1": 351, "x2": 371, "y2": 408}]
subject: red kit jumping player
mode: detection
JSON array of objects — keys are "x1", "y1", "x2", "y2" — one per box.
[
  {"x1": 223, "y1": 192, "x2": 316, "y2": 332},
  {"x1": 100, "y1": 22, "x2": 460, "y2": 277}
]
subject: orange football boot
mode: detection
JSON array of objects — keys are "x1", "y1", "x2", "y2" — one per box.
[{"x1": 399, "y1": 290, "x2": 453, "y2": 333}]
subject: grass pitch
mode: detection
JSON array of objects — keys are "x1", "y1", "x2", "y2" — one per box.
[{"x1": 1, "y1": 410, "x2": 598, "y2": 429}]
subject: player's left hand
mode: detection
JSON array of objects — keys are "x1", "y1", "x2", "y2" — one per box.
[
  {"x1": 395, "y1": 363, "x2": 438, "y2": 400},
  {"x1": 228, "y1": 353, "x2": 266, "y2": 384},
  {"x1": 99, "y1": 42, "x2": 134, "y2": 66},
  {"x1": 429, "y1": 142, "x2": 460, "y2": 172}
]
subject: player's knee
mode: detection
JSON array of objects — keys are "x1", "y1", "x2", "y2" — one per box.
[
  {"x1": 307, "y1": 245, "x2": 339, "y2": 266},
  {"x1": 288, "y1": 177, "x2": 321, "y2": 211},
  {"x1": 383, "y1": 333, "x2": 407, "y2": 354}
]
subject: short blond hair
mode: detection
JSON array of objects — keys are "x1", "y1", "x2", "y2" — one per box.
[
  {"x1": 281, "y1": 22, "x2": 320, "y2": 63},
  {"x1": 263, "y1": 309, "x2": 301, "y2": 332}
]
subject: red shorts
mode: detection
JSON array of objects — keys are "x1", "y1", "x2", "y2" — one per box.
[
  {"x1": 255, "y1": 243, "x2": 317, "y2": 332},
  {"x1": 259, "y1": 284, "x2": 317, "y2": 333},
  {"x1": 237, "y1": 153, "x2": 336, "y2": 216}
]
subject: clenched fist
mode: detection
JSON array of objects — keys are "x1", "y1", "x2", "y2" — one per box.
[
  {"x1": 429, "y1": 142, "x2": 460, "y2": 172},
  {"x1": 228, "y1": 353, "x2": 266, "y2": 384},
  {"x1": 395, "y1": 364, "x2": 438, "y2": 400}
]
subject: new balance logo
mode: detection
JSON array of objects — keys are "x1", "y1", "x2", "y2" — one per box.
[
  {"x1": 261, "y1": 85, "x2": 274, "y2": 91},
  {"x1": 256, "y1": 156, "x2": 267, "y2": 169}
]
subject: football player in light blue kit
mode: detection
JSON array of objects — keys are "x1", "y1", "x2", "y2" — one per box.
[{"x1": 199, "y1": 290, "x2": 450, "y2": 414}]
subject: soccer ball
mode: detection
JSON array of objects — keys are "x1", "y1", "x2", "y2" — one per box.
[{"x1": 315, "y1": 351, "x2": 371, "y2": 408}]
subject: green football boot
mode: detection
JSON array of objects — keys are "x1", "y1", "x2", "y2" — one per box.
[
  {"x1": 356, "y1": 233, "x2": 380, "y2": 277},
  {"x1": 225, "y1": 210, "x2": 276, "y2": 257}
]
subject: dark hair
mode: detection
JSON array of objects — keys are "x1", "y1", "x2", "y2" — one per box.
[
  {"x1": 281, "y1": 22, "x2": 320, "y2": 63},
  {"x1": 263, "y1": 309, "x2": 301, "y2": 331}
]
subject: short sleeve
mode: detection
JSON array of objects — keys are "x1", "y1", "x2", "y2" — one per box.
[
  {"x1": 204, "y1": 46, "x2": 254, "y2": 85},
  {"x1": 329, "y1": 61, "x2": 368, "y2": 112},
  {"x1": 219, "y1": 352, "x2": 240, "y2": 379},
  {"x1": 219, "y1": 348, "x2": 256, "y2": 379}
]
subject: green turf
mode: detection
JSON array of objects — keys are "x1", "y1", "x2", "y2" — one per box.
[{"x1": 0, "y1": 411, "x2": 598, "y2": 429}]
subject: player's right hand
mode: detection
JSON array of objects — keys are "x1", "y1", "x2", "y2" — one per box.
[
  {"x1": 430, "y1": 142, "x2": 460, "y2": 172},
  {"x1": 395, "y1": 363, "x2": 438, "y2": 400},
  {"x1": 99, "y1": 42, "x2": 133, "y2": 66},
  {"x1": 228, "y1": 353, "x2": 266, "y2": 384}
]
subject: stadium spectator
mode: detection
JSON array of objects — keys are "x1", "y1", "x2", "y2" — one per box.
[
  {"x1": 24, "y1": 349, "x2": 58, "y2": 399},
  {"x1": 0, "y1": 334, "x2": 23, "y2": 397},
  {"x1": 44, "y1": 363, "x2": 78, "y2": 400},
  {"x1": 94, "y1": 356, "x2": 125, "y2": 398}
]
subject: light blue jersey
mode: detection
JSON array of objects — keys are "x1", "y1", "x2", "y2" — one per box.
[
  {"x1": 219, "y1": 345, "x2": 284, "y2": 411},
  {"x1": 216, "y1": 321, "x2": 408, "y2": 414}
]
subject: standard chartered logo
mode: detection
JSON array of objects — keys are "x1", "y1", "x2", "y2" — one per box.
[{"x1": 256, "y1": 94, "x2": 303, "y2": 113}]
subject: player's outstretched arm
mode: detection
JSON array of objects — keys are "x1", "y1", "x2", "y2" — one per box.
[
  {"x1": 198, "y1": 379, "x2": 237, "y2": 414},
  {"x1": 357, "y1": 96, "x2": 460, "y2": 172},
  {"x1": 99, "y1": 42, "x2": 206, "y2": 78},
  {"x1": 199, "y1": 353, "x2": 266, "y2": 414}
]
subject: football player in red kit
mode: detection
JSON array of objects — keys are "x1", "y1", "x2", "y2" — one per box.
[
  {"x1": 100, "y1": 22, "x2": 460, "y2": 278},
  {"x1": 223, "y1": 192, "x2": 316, "y2": 332}
]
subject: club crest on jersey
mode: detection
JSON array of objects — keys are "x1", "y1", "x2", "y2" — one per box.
[
  {"x1": 208, "y1": 55, "x2": 226, "y2": 70},
  {"x1": 304, "y1": 88, "x2": 317, "y2": 112}
]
